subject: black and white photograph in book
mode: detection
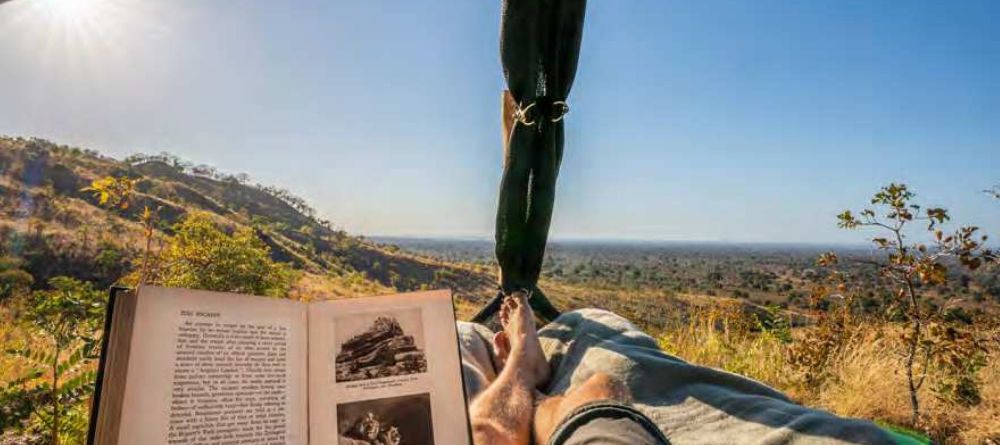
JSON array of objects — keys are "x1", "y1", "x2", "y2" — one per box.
[
  {"x1": 337, "y1": 393, "x2": 434, "y2": 445},
  {"x1": 334, "y1": 308, "x2": 428, "y2": 383}
]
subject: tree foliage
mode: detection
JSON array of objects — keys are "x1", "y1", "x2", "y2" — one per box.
[
  {"x1": 24, "y1": 277, "x2": 105, "y2": 347},
  {"x1": 4, "y1": 277, "x2": 105, "y2": 445},
  {"x1": 151, "y1": 212, "x2": 294, "y2": 297},
  {"x1": 81, "y1": 176, "x2": 138, "y2": 210}
]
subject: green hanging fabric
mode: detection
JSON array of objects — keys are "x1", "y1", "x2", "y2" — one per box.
[{"x1": 473, "y1": 0, "x2": 587, "y2": 324}]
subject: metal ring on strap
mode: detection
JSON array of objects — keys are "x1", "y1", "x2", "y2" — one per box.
[
  {"x1": 513, "y1": 102, "x2": 538, "y2": 126},
  {"x1": 513, "y1": 99, "x2": 570, "y2": 126},
  {"x1": 551, "y1": 100, "x2": 570, "y2": 122}
]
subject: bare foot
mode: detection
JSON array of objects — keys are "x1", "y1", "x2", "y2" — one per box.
[
  {"x1": 492, "y1": 331, "x2": 510, "y2": 369},
  {"x1": 491, "y1": 294, "x2": 514, "y2": 369},
  {"x1": 498, "y1": 291, "x2": 550, "y2": 389}
]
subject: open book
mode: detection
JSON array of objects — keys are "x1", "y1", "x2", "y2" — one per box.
[{"x1": 87, "y1": 286, "x2": 472, "y2": 445}]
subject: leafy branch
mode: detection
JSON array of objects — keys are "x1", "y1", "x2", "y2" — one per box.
[{"x1": 82, "y1": 176, "x2": 160, "y2": 286}]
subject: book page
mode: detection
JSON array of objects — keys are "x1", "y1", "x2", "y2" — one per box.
[
  {"x1": 308, "y1": 290, "x2": 471, "y2": 445},
  {"x1": 115, "y1": 286, "x2": 309, "y2": 445}
]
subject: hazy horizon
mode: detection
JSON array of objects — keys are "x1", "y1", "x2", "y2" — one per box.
[
  {"x1": 372, "y1": 235, "x2": 874, "y2": 250},
  {"x1": 1, "y1": 0, "x2": 997, "y2": 243}
]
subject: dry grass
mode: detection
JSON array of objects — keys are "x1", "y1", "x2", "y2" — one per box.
[
  {"x1": 5, "y1": 264, "x2": 999, "y2": 443},
  {"x1": 814, "y1": 328, "x2": 910, "y2": 420},
  {"x1": 658, "y1": 301, "x2": 802, "y2": 395},
  {"x1": 963, "y1": 363, "x2": 1000, "y2": 444},
  {"x1": 287, "y1": 271, "x2": 395, "y2": 302},
  {"x1": 0, "y1": 304, "x2": 31, "y2": 383},
  {"x1": 653, "y1": 300, "x2": 1000, "y2": 444},
  {"x1": 815, "y1": 328, "x2": 1000, "y2": 444}
]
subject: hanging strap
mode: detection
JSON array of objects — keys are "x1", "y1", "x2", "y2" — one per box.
[{"x1": 472, "y1": 0, "x2": 587, "y2": 324}]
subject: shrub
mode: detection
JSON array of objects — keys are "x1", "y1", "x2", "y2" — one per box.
[
  {"x1": 4, "y1": 277, "x2": 105, "y2": 445},
  {"x1": 151, "y1": 212, "x2": 295, "y2": 297}
]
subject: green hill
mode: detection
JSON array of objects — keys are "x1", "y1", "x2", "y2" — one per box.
[{"x1": 0, "y1": 136, "x2": 495, "y2": 309}]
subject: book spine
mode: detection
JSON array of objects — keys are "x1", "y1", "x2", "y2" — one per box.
[{"x1": 86, "y1": 286, "x2": 130, "y2": 445}]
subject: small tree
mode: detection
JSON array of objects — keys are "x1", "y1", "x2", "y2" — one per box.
[
  {"x1": 5, "y1": 277, "x2": 105, "y2": 445},
  {"x1": 829, "y1": 183, "x2": 995, "y2": 425},
  {"x1": 152, "y1": 212, "x2": 294, "y2": 297},
  {"x1": 82, "y1": 176, "x2": 159, "y2": 285}
]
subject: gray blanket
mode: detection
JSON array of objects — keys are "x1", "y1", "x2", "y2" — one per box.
[{"x1": 458, "y1": 309, "x2": 897, "y2": 445}]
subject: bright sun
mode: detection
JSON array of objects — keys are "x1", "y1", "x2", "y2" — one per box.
[
  {"x1": 2, "y1": 0, "x2": 153, "y2": 63},
  {"x1": 36, "y1": 0, "x2": 108, "y2": 25}
]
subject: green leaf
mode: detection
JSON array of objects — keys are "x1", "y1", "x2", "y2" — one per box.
[{"x1": 56, "y1": 347, "x2": 87, "y2": 376}]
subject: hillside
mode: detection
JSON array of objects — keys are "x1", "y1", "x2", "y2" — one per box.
[
  {"x1": 3, "y1": 136, "x2": 1000, "y2": 443},
  {"x1": 4, "y1": 134, "x2": 996, "y2": 321},
  {"x1": 0, "y1": 135, "x2": 765, "y2": 322},
  {"x1": 0, "y1": 136, "x2": 495, "y2": 308}
]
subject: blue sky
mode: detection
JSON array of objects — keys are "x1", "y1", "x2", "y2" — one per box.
[{"x1": 0, "y1": 0, "x2": 997, "y2": 243}]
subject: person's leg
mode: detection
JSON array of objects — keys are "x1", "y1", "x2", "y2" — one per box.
[
  {"x1": 458, "y1": 321, "x2": 503, "y2": 402},
  {"x1": 469, "y1": 292, "x2": 550, "y2": 445},
  {"x1": 532, "y1": 373, "x2": 630, "y2": 444}
]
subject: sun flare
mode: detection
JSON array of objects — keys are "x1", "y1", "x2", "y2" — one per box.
[
  {"x1": 36, "y1": 0, "x2": 107, "y2": 24},
  {"x1": 5, "y1": 0, "x2": 154, "y2": 60}
]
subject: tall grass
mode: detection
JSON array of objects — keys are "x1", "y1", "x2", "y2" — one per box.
[
  {"x1": 657, "y1": 301, "x2": 1000, "y2": 444},
  {"x1": 659, "y1": 301, "x2": 801, "y2": 394}
]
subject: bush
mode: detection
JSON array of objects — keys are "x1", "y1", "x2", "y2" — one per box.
[
  {"x1": 151, "y1": 212, "x2": 295, "y2": 297},
  {"x1": 4, "y1": 277, "x2": 105, "y2": 445},
  {"x1": 0, "y1": 257, "x2": 34, "y2": 301}
]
